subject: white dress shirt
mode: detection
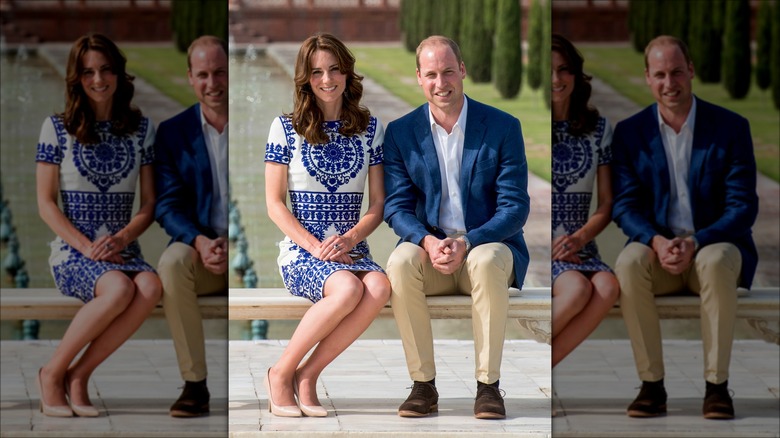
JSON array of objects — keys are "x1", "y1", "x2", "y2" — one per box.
[
  {"x1": 429, "y1": 98, "x2": 468, "y2": 235},
  {"x1": 657, "y1": 97, "x2": 697, "y2": 236},
  {"x1": 200, "y1": 109, "x2": 228, "y2": 237}
]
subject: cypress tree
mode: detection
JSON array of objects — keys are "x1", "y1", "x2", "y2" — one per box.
[
  {"x1": 416, "y1": 0, "x2": 433, "y2": 48},
  {"x1": 460, "y1": 0, "x2": 493, "y2": 83},
  {"x1": 756, "y1": 0, "x2": 772, "y2": 90},
  {"x1": 527, "y1": 0, "x2": 544, "y2": 90},
  {"x1": 722, "y1": 0, "x2": 752, "y2": 99},
  {"x1": 542, "y1": 0, "x2": 551, "y2": 109},
  {"x1": 772, "y1": 0, "x2": 780, "y2": 109},
  {"x1": 400, "y1": 0, "x2": 416, "y2": 52},
  {"x1": 171, "y1": 0, "x2": 227, "y2": 53},
  {"x1": 493, "y1": 0, "x2": 522, "y2": 99},
  {"x1": 440, "y1": 0, "x2": 460, "y2": 43},
  {"x1": 691, "y1": 0, "x2": 724, "y2": 83},
  {"x1": 628, "y1": 0, "x2": 644, "y2": 52}
]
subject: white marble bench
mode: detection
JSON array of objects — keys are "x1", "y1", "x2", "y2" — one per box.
[
  {"x1": 0, "y1": 288, "x2": 227, "y2": 320},
  {"x1": 229, "y1": 287, "x2": 554, "y2": 343},
  {"x1": 604, "y1": 287, "x2": 780, "y2": 344}
]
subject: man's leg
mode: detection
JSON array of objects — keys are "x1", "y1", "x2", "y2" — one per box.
[
  {"x1": 386, "y1": 242, "x2": 454, "y2": 417},
  {"x1": 459, "y1": 242, "x2": 513, "y2": 419},
  {"x1": 615, "y1": 242, "x2": 684, "y2": 417},
  {"x1": 689, "y1": 242, "x2": 741, "y2": 419},
  {"x1": 158, "y1": 242, "x2": 227, "y2": 416}
]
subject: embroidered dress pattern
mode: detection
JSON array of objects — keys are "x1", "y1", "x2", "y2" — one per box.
[
  {"x1": 265, "y1": 115, "x2": 385, "y2": 303},
  {"x1": 552, "y1": 116, "x2": 614, "y2": 280},
  {"x1": 36, "y1": 115, "x2": 157, "y2": 303}
]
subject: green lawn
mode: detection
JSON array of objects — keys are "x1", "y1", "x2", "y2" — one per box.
[
  {"x1": 578, "y1": 44, "x2": 780, "y2": 182},
  {"x1": 123, "y1": 46, "x2": 196, "y2": 107},
  {"x1": 351, "y1": 46, "x2": 552, "y2": 182}
]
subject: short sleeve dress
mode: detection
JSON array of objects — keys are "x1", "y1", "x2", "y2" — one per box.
[
  {"x1": 36, "y1": 115, "x2": 157, "y2": 303},
  {"x1": 551, "y1": 116, "x2": 614, "y2": 282},
  {"x1": 265, "y1": 115, "x2": 385, "y2": 303}
]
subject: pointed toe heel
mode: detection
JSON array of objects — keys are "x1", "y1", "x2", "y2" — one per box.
[
  {"x1": 37, "y1": 368, "x2": 72, "y2": 417},
  {"x1": 264, "y1": 368, "x2": 301, "y2": 417},
  {"x1": 293, "y1": 373, "x2": 328, "y2": 417}
]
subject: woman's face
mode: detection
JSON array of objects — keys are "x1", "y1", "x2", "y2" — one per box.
[
  {"x1": 80, "y1": 49, "x2": 117, "y2": 116},
  {"x1": 552, "y1": 50, "x2": 574, "y2": 106},
  {"x1": 308, "y1": 49, "x2": 346, "y2": 110}
]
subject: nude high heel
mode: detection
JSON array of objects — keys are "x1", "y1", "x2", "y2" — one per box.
[
  {"x1": 37, "y1": 368, "x2": 73, "y2": 417},
  {"x1": 65, "y1": 371, "x2": 99, "y2": 417},
  {"x1": 294, "y1": 372, "x2": 328, "y2": 417},
  {"x1": 264, "y1": 368, "x2": 301, "y2": 417}
]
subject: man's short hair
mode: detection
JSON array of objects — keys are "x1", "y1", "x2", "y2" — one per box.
[
  {"x1": 187, "y1": 36, "x2": 228, "y2": 70},
  {"x1": 416, "y1": 35, "x2": 463, "y2": 71},
  {"x1": 644, "y1": 35, "x2": 693, "y2": 70}
]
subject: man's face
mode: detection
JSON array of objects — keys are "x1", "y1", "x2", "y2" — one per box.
[
  {"x1": 188, "y1": 44, "x2": 228, "y2": 114},
  {"x1": 416, "y1": 43, "x2": 466, "y2": 115},
  {"x1": 645, "y1": 44, "x2": 694, "y2": 114}
]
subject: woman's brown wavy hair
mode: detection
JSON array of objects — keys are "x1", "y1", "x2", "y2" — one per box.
[
  {"x1": 552, "y1": 34, "x2": 599, "y2": 136},
  {"x1": 62, "y1": 33, "x2": 142, "y2": 145},
  {"x1": 288, "y1": 33, "x2": 370, "y2": 145}
]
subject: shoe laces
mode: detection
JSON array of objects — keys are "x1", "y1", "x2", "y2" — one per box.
[
  {"x1": 477, "y1": 384, "x2": 506, "y2": 400},
  {"x1": 407, "y1": 381, "x2": 436, "y2": 398}
]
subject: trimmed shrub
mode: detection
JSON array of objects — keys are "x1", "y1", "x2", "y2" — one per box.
[
  {"x1": 493, "y1": 0, "x2": 522, "y2": 98},
  {"x1": 460, "y1": 0, "x2": 494, "y2": 83},
  {"x1": 527, "y1": 0, "x2": 544, "y2": 90},
  {"x1": 722, "y1": 0, "x2": 752, "y2": 99},
  {"x1": 756, "y1": 0, "x2": 772, "y2": 90}
]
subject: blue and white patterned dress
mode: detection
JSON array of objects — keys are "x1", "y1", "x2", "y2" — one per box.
[
  {"x1": 36, "y1": 115, "x2": 157, "y2": 303},
  {"x1": 265, "y1": 115, "x2": 385, "y2": 303},
  {"x1": 552, "y1": 116, "x2": 614, "y2": 281}
]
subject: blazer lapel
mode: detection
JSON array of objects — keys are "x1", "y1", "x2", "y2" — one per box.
[
  {"x1": 647, "y1": 105, "x2": 671, "y2": 224},
  {"x1": 460, "y1": 100, "x2": 485, "y2": 213},
  {"x1": 188, "y1": 104, "x2": 214, "y2": 226},
  {"x1": 414, "y1": 104, "x2": 442, "y2": 226},
  {"x1": 689, "y1": 97, "x2": 710, "y2": 211}
]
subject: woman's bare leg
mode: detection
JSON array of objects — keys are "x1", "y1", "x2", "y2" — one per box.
[
  {"x1": 268, "y1": 271, "x2": 365, "y2": 408},
  {"x1": 552, "y1": 271, "x2": 593, "y2": 338},
  {"x1": 66, "y1": 272, "x2": 162, "y2": 406},
  {"x1": 296, "y1": 271, "x2": 391, "y2": 407},
  {"x1": 39, "y1": 271, "x2": 136, "y2": 408},
  {"x1": 552, "y1": 271, "x2": 620, "y2": 367}
]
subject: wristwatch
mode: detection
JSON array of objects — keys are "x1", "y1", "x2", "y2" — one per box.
[{"x1": 460, "y1": 235, "x2": 472, "y2": 253}]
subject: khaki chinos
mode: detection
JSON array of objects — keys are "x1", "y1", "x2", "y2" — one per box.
[
  {"x1": 615, "y1": 241, "x2": 742, "y2": 384},
  {"x1": 387, "y1": 241, "x2": 515, "y2": 384},
  {"x1": 158, "y1": 242, "x2": 228, "y2": 382}
]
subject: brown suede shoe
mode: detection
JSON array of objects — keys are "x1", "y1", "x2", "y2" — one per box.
[
  {"x1": 398, "y1": 381, "x2": 438, "y2": 417},
  {"x1": 703, "y1": 380, "x2": 735, "y2": 420},
  {"x1": 627, "y1": 380, "x2": 667, "y2": 417},
  {"x1": 474, "y1": 382, "x2": 506, "y2": 419},
  {"x1": 170, "y1": 379, "x2": 210, "y2": 417}
]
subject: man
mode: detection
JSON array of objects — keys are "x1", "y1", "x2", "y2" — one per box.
[
  {"x1": 611, "y1": 35, "x2": 758, "y2": 420},
  {"x1": 383, "y1": 35, "x2": 530, "y2": 420},
  {"x1": 154, "y1": 36, "x2": 229, "y2": 417}
]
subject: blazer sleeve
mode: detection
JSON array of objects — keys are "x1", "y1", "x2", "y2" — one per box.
[
  {"x1": 466, "y1": 116, "x2": 529, "y2": 247},
  {"x1": 611, "y1": 119, "x2": 662, "y2": 245},
  {"x1": 693, "y1": 115, "x2": 758, "y2": 247},
  {"x1": 153, "y1": 119, "x2": 203, "y2": 246},
  {"x1": 383, "y1": 121, "x2": 432, "y2": 245}
]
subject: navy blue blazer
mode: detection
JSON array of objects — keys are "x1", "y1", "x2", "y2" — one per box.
[
  {"x1": 383, "y1": 97, "x2": 530, "y2": 288},
  {"x1": 154, "y1": 103, "x2": 219, "y2": 246},
  {"x1": 611, "y1": 97, "x2": 758, "y2": 288}
]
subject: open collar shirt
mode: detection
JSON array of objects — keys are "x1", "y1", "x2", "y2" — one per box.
[
  {"x1": 429, "y1": 97, "x2": 468, "y2": 236},
  {"x1": 199, "y1": 108, "x2": 229, "y2": 237},
  {"x1": 657, "y1": 97, "x2": 697, "y2": 236}
]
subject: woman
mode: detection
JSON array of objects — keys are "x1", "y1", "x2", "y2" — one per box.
[
  {"x1": 264, "y1": 33, "x2": 390, "y2": 417},
  {"x1": 551, "y1": 34, "x2": 620, "y2": 368},
  {"x1": 35, "y1": 33, "x2": 161, "y2": 417}
]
